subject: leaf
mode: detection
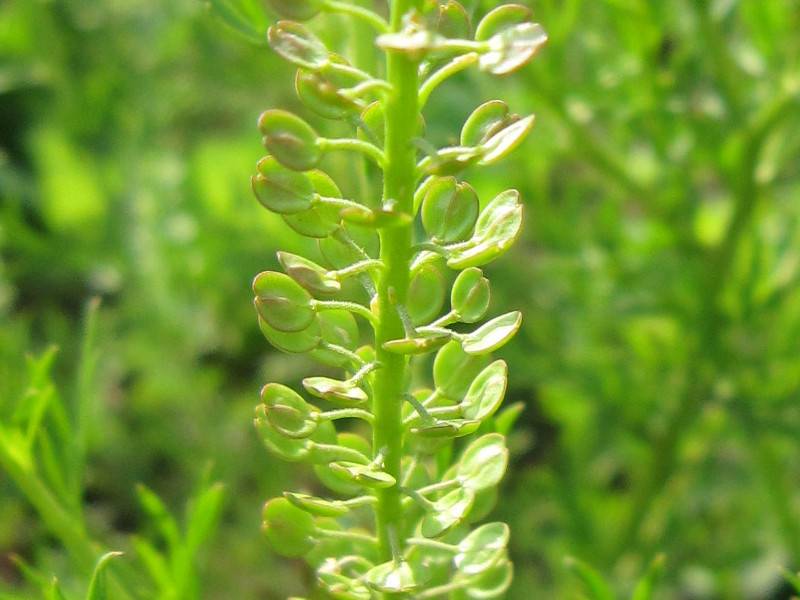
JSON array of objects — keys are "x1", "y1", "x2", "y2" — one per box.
[
  {"x1": 479, "y1": 22, "x2": 548, "y2": 75},
  {"x1": 564, "y1": 556, "x2": 617, "y2": 600},
  {"x1": 136, "y1": 485, "x2": 181, "y2": 554},
  {"x1": 258, "y1": 109, "x2": 321, "y2": 171},
  {"x1": 262, "y1": 498, "x2": 317, "y2": 557},
  {"x1": 252, "y1": 156, "x2": 314, "y2": 214},
  {"x1": 86, "y1": 552, "x2": 123, "y2": 600},
  {"x1": 631, "y1": 554, "x2": 665, "y2": 600},
  {"x1": 455, "y1": 522, "x2": 509, "y2": 576},
  {"x1": 185, "y1": 479, "x2": 226, "y2": 555},
  {"x1": 364, "y1": 560, "x2": 430, "y2": 593},
  {"x1": 461, "y1": 311, "x2": 522, "y2": 355},
  {"x1": 421, "y1": 177, "x2": 479, "y2": 243},
  {"x1": 253, "y1": 271, "x2": 315, "y2": 333},
  {"x1": 456, "y1": 433, "x2": 508, "y2": 491},
  {"x1": 460, "y1": 360, "x2": 507, "y2": 421},
  {"x1": 268, "y1": 20, "x2": 329, "y2": 70},
  {"x1": 451, "y1": 267, "x2": 491, "y2": 323}
]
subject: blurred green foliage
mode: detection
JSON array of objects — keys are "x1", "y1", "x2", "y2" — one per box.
[{"x1": 1, "y1": 0, "x2": 800, "y2": 599}]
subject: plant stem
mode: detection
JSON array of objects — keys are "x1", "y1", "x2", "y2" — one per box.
[{"x1": 372, "y1": 0, "x2": 422, "y2": 567}]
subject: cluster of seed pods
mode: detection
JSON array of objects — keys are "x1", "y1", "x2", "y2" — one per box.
[{"x1": 251, "y1": 1, "x2": 546, "y2": 597}]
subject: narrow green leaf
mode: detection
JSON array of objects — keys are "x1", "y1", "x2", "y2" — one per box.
[
  {"x1": 86, "y1": 552, "x2": 123, "y2": 600},
  {"x1": 564, "y1": 556, "x2": 617, "y2": 600}
]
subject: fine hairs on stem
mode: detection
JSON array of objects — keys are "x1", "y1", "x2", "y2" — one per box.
[{"x1": 251, "y1": 1, "x2": 546, "y2": 597}]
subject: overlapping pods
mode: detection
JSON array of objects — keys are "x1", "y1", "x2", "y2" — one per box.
[{"x1": 252, "y1": 1, "x2": 547, "y2": 598}]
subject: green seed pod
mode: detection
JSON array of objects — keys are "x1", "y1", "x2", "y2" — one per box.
[
  {"x1": 461, "y1": 311, "x2": 522, "y2": 355},
  {"x1": 295, "y1": 56, "x2": 366, "y2": 120},
  {"x1": 474, "y1": 4, "x2": 531, "y2": 42},
  {"x1": 278, "y1": 251, "x2": 341, "y2": 296},
  {"x1": 479, "y1": 22, "x2": 548, "y2": 76},
  {"x1": 365, "y1": 560, "x2": 430, "y2": 594},
  {"x1": 261, "y1": 383, "x2": 319, "y2": 439},
  {"x1": 455, "y1": 522, "x2": 509, "y2": 576},
  {"x1": 257, "y1": 314, "x2": 320, "y2": 354},
  {"x1": 480, "y1": 114, "x2": 535, "y2": 165},
  {"x1": 258, "y1": 109, "x2": 321, "y2": 171},
  {"x1": 264, "y1": 0, "x2": 323, "y2": 21},
  {"x1": 309, "y1": 310, "x2": 360, "y2": 367},
  {"x1": 252, "y1": 156, "x2": 314, "y2": 214},
  {"x1": 284, "y1": 492, "x2": 350, "y2": 518},
  {"x1": 283, "y1": 169, "x2": 343, "y2": 238},
  {"x1": 451, "y1": 267, "x2": 491, "y2": 323},
  {"x1": 420, "y1": 487, "x2": 475, "y2": 538},
  {"x1": 422, "y1": 0, "x2": 470, "y2": 40},
  {"x1": 268, "y1": 20, "x2": 329, "y2": 70},
  {"x1": 407, "y1": 263, "x2": 446, "y2": 325},
  {"x1": 433, "y1": 341, "x2": 490, "y2": 401},
  {"x1": 460, "y1": 100, "x2": 514, "y2": 147},
  {"x1": 460, "y1": 360, "x2": 507, "y2": 421},
  {"x1": 262, "y1": 497, "x2": 317, "y2": 557},
  {"x1": 447, "y1": 190, "x2": 523, "y2": 269},
  {"x1": 421, "y1": 177, "x2": 479, "y2": 243},
  {"x1": 253, "y1": 271, "x2": 315, "y2": 332},
  {"x1": 456, "y1": 433, "x2": 509, "y2": 491},
  {"x1": 460, "y1": 556, "x2": 513, "y2": 598},
  {"x1": 303, "y1": 376, "x2": 369, "y2": 405}
]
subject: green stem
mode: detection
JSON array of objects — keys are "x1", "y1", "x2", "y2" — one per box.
[{"x1": 372, "y1": 0, "x2": 422, "y2": 568}]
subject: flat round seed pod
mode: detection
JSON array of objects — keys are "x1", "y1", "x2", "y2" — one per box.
[
  {"x1": 253, "y1": 271, "x2": 315, "y2": 332},
  {"x1": 433, "y1": 341, "x2": 490, "y2": 401},
  {"x1": 461, "y1": 311, "x2": 522, "y2": 355},
  {"x1": 421, "y1": 177, "x2": 479, "y2": 243},
  {"x1": 262, "y1": 497, "x2": 316, "y2": 557},
  {"x1": 284, "y1": 492, "x2": 350, "y2": 518},
  {"x1": 479, "y1": 22, "x2": 548, "y2": 76},
  {"x1": 455, "y1": 522, "x2": 509, "y2": 576},
  {"x1": 420, "y1": 487, "x2": 476, "y2": 538},
  {"x1": 460, "y1": 360, "x2": 507, "y2": 421},
  {"x1": 264, "y1": 0, "x2": 322, "y2": 21},
  {"x1": 258, "y1": 109, "x2": 321, "y2": 171},
  {"x1": 451, "y1": 267, "x2": 491, "y2": 323},
  {"x1": 461, "y1": 100, "x2": 512, "y2": 147},
  {"x1": 277, "y1": 251, "x2": 341, "y2": 296},
  {"x1": 261, "y1": 382, "x2": 318, "y2": 439},
  {"x1": 456, "y1": 433, "x2": 508, "y2": 491},
  {"x1": 268, "y1": 20, "x2": 329, "y2": 70},
  {"x1": 310, "y1": 309, "x2": 360, "y2": 367},
  {"x1": 257, "y1": 314, "x2": 320, "y2": 354},
  {"x1": 365, "y1": 560, "x2": 430, "y2": 594},
  {"x1": 252, "y1": 156, "x2": 315, "y2": 214},
  {"x1": 407, "y1": 263, "x2": 446, "y2": 325},
  {"x1": 474, "y1": 4, "x2": 531, "y2": 42},
  {"x1": 283, "y1": 169, "x2": 343, "y2": 238}
]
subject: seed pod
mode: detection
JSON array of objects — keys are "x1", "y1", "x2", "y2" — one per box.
[{"x1": 258, "y1": 109, "x2": 321, "y2": 171}]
